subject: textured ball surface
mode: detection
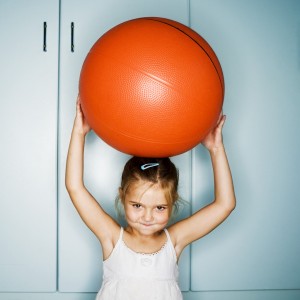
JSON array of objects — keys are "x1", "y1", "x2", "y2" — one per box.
[{"x1": 79, "y1": 17, "x2": 224, "y2": 157}]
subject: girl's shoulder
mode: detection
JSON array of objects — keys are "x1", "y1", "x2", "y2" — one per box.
[
  {"x1": 165, "y1": 225, "x2": 178, "y2": 246},
  {"x1": 102, "y1": 223, "x2": 122, "y2": 260},
  {"x1": 166, "y1": 223, "x2": 187, "y2": 259}
]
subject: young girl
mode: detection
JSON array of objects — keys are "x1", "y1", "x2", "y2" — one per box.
[{"x1": 65, "y1": 97, "x2": 236, "y2": 300}]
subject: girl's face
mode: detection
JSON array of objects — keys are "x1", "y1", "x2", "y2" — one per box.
[{"x1": 123, "y1": 181, "x2": 170, "y2": 236}]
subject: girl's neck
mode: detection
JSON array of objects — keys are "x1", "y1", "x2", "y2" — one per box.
[{"x1": 123, "y1": 226, "x2": 167, "y2": 253}]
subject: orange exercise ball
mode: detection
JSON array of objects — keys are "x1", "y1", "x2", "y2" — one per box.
[{"x1": 79, "y1": 17, "x2": 224, "y2": 157}]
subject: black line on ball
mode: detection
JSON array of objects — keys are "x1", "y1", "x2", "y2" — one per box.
[{"x1": 144, "y1": 17, "x2": 224, "y2": 95}]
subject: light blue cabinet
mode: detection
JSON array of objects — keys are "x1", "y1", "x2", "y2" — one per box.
[
  {"x1": 190, "y1": 0, "x2": 300, "y2": 291},
  {"x1": 58, "y1": 0, "x2": 191, "y2": 293},
  {"x1": 0, "y1": 0, "x2": 59, "y2": 292},
  {"x1": 1, "y1": 0, "x2": 299, "y2": 298}
]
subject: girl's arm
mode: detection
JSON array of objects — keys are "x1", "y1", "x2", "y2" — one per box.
[
  {"x1": 170, "y1": 115, "x2": 236, "y2": 255},
  {"x1": 65, "y1": 97, "x2": 120, "y2": 256}
]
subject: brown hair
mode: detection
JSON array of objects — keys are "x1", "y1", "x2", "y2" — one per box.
[{"x1": 117, "y1": 156, "x2": 179, "y2": 216}]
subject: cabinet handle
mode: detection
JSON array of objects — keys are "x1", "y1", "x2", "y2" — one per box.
[
  {"x1": 71, "y1": 22, "x2": 75, "y2": 52},
  {"x1": 43, "y1": 22, "x2": 47, "y2": 52}
]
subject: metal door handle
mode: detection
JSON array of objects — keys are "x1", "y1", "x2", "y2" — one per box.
[
  {"x1": 43, "y1": 22, "x2": 47, "y2": 52},
  {"x1": 71, "y1": 22, "x2": 74, "y2": 52}
]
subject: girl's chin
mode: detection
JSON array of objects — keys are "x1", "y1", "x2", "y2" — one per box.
[{"x1": 139, "y1": 223, "x2": 167, "y2": 234}]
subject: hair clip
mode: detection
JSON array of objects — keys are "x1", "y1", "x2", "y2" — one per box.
[{"x1": 141, "y1": 163, "x2": 159, "y2": 170}]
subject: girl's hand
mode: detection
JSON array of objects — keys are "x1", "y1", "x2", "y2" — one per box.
[
  {"x1": 201, "y1": 113, "x2": 226, "y2": 153},
  {"x1": 73, "y1": 95, "x2": 91, "y2": 136}
]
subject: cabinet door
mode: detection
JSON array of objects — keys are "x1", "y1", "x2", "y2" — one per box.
[
  {"x1": 58, "y1": 0, "x2": 190, "y2": 292},
  {"x1": 190, "y1": 0, "x2": 300, "y2": 291},
  {"x1": 0, "y1": 0, "x2": 59, "y2": 292}
]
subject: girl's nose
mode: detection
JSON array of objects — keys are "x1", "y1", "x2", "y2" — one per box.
[{"x1": 143, "y1": 209, "x2": 154, "y2": 222}]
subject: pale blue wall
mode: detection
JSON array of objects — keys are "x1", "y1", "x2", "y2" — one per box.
[
  {"x1": 0, "y1": 0, "x2": 300, "y2": 299},
  {"x1": 190, "y1": 0, "x2": 300, "y2": 292}
]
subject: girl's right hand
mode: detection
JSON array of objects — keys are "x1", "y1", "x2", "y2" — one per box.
[
  {"x1": 201, "y1": 113, "x2": 226, "y2": 154},
  {"x1": 74, "y1": 95, "x2": 91, "y2": 136}
]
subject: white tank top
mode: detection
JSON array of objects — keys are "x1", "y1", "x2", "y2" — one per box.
[{"x1": 96, "y1": 227, "x2": 182, "y2": 300}]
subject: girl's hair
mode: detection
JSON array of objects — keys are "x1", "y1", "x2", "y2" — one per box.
[{"x1": 117, "y1": 156, "x2": 180, "y2": 216}]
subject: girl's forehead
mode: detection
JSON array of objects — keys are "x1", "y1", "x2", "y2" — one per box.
[
  {"x1": 126, "y1": 181, "x2": 167, "y2": 204},
  {"x1": 128, "y1": 180, "x2": 157, "y2": 192}
]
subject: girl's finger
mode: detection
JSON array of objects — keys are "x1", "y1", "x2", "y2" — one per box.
[
  {"x1": 217, "y1": 115, "x2": 226, "y2": 130},
  {"x1": 217, "y1": 110, "x2": 223, "y2": 123},
  {"x1": 76, "y1": 101, "x2": 81, "y2": 111},
  {"x1": 76, "y1": 94, "x2": 82, "y2": 106}
]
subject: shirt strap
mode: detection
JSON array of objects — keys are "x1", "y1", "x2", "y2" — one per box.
[
  {"x1": 164, "y1": 228, "x2": 171, "y2": 242},
  {"x1": 164, "y1": 228, "x2": 178, "y2": 262},
  {"x1": 119, "y1": 227, "x2": 124, "y2": 241}
]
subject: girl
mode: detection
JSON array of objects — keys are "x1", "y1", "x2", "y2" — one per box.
[{"x1": 65, "y1": 97, "x2": 236, "y2": 300}]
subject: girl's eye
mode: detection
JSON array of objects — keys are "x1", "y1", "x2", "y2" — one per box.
[
  {"x1": 133, "y1": 203, "x2": 141, "y2": 209},
  {"x1": 156, "y1": 206, "x2": 167, "y2": 211}
]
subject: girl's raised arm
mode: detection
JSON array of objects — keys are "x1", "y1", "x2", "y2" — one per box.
[
  {"x1": 65, "y1": 97, "x2": 120, "y2": 256},
  {"x1": 169, "y1": 115, "x2": 236, "y2": 256}
]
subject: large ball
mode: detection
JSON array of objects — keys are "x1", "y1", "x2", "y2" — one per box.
[{"x1": 79, "y1": 17, "x2": 224, "y2": 157}]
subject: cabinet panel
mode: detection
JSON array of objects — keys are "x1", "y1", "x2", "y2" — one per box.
[
  {"x1": 190, "y1": 0, "x2": 300, "y2": 291},
  {"x1": 0, "y1": 0, "x2": 59, "y2": 292},
  {"x1": 58, "y1": 0, "x2": 190, "y2": 292}
]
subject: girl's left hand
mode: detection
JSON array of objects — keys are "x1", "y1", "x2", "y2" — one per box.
[
  {"x1": 74, "y1": 95, "x2": 91, "y2": 136},
  {"x1": 201, "y1": 113, "x2": 226, "y2": 153}
]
